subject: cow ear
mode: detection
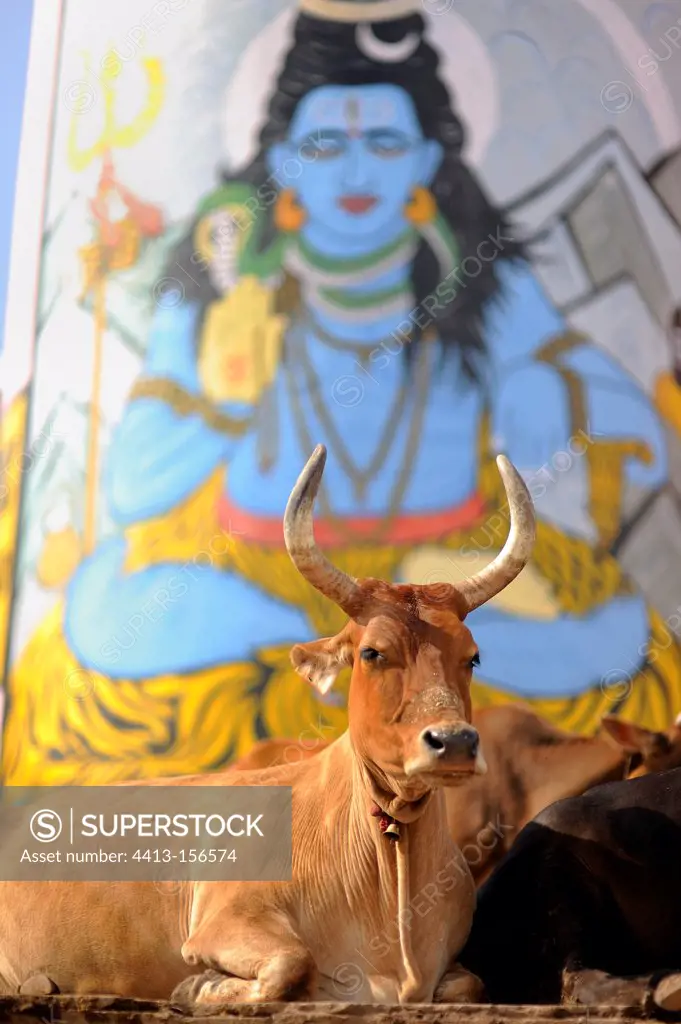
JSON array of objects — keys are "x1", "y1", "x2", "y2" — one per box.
[
  {"x1": 290, "y1": 631, "x2": 354, "y2": 696},
  {"x1": 601, "y1": 716, "x2": 670, "y2": 756}
]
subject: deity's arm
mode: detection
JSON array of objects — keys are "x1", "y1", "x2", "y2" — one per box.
[
  {"x1": 555, "y1": 344, "x2": 667, "y2": 488},
  {"x1": 105, "y1": 301, "x2": 252, "y2": 524},
  {"x1": 485, "y1": 261, "x2": 580, "y2": 466},
  {"x1": 486, "y1": 259, "x2": 667, "y2": 545}
]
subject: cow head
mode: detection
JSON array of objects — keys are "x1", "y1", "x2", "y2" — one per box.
[
  {"x1": 285, "y1": 445, "x2": 535, "y2": 809},
  {"x1": 600, "y1": 713, "x2": 681, "y2": 777}
]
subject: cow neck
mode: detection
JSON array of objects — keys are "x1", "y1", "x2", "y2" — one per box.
[
  {"x1": 357, "y1": 756, "x2": 435, "y2": 1002},
  {"x1": 362, "y1": 762, "x2": 433, "y2": 825}
]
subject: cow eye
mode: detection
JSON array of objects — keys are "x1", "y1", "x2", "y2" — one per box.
[
  {"x1": 470, "y1": 652, "x2": 480, "y2": 668},
  {"x1": 360, "y1": 647, "x2": 382, "y2": 663}
]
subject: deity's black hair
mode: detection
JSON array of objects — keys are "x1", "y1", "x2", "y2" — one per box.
[{"x1": 167, "y1": 11, "x2": 527, "y2": 384}]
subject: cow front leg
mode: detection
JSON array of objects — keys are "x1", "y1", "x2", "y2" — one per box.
[
  {"x1": 433, "y1": 964, "x2": 485, "y2": 1003},
  {"x1": 173, "y1": 912, "x2": 316, "y2": 1005}
]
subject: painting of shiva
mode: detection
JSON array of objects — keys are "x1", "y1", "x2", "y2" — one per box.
[{"x1": 2, "y1": 0, "x2": 681, "y2": 784}]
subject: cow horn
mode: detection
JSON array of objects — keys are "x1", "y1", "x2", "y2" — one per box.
[
  {"x1": 456, "y1": 455, "x2": 536, "y2": 613},
  {"x1": 284, "y1": 445, "x2": 362, "y2": 615}
]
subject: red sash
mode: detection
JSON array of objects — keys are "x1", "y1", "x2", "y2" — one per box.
[{"x1": 217, "y1": 490, "x2": 487, "y2": 548}]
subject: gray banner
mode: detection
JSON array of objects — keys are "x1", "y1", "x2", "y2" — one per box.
[{"x1": 0, "y1": 786, "x2": 292, "y2": 881}]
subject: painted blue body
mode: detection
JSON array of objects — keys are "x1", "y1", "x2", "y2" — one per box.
[{"x1": 64, "y1": 84, "x2": 668, "y2": 697}]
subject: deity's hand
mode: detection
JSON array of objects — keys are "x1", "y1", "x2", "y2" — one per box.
[{"x1": 198, "y1": 275, "x2": 287, "y2": 406}]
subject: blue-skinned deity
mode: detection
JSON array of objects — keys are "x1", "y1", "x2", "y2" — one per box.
[{"x1": 4, "y1": 0, "x2": 677, "y2": 785}]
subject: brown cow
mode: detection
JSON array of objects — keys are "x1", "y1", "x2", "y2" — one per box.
[
  {"x1": 600, "y1": 712, "x2": 681, "y2": 777},
  {"x1": 451, "y1": 709, "x2": 681, "y2": 884},
  {"x1": 231, "y1": 735, "x2": 327, "y2": 771},
  {"x1": 444, "y1": 704, "x2": 628, "y2": 884},
  {"x1": 0, "y1": 445, "x2": 535, "y2": 1005},
  {"x1": 232, "y1": 705, "x2": 630, "y2": 885},
  {"x1": 454, "y1": 708, "x2": 681, "y2": 883}
]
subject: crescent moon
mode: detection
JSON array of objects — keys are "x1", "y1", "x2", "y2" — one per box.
[
  {"x1": 224, "y1": 6, "x2": 497, "y2": 170},
  {"x1": 355, "y1": 23, "x2": 420, "y2": 63}
]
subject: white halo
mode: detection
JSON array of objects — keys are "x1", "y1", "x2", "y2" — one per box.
[
  {"x1": 421, "y1": 13, "x2": 498, "y2": 169},
  {"x1": 223, "y1": 5, "x2": 499, "y2": 171},
  {"x1": 224, "y1": 7, "x2": 298, "y2": 173}
]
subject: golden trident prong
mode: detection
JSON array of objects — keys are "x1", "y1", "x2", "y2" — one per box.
[{"x1": 67, "y1": 50, "x2": 165, "y2": 173}]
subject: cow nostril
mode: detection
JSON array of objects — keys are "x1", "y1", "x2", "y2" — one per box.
[
  {"x1": 422, "y1": 729, "x2": 446, "y2": 753},
  {"x1": 454, "y1": 727, "x2": 479, "y2": 758},
  {"x1": 420, "y1": 726, "x2": 480, "y2": 760}
]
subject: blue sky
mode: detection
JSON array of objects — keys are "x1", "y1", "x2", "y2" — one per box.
[{"x1": 0, "y1": 1, "x2": 34, "y2": 354}]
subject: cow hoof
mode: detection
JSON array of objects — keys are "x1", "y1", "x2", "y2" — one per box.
[
  {"x1": 653, "y1": 972, "x2": 681, "y2": 1012},
  {"x1": 434, "y1": 966, "x2": 485, "y2": 1003},
  {"x1": 562, "y1": 967, "x2": 650, "y2": 1007},
  {"x1": 19, "y1": 974, "x2": 59, "y2": 996},
  {"x1": 172, "y1": 970, "x2": 257, "y2": 1007}
]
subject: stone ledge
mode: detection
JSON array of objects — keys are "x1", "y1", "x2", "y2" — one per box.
[{"x1": 0, "y1": 998, "x2": 668, "y2": 1024}]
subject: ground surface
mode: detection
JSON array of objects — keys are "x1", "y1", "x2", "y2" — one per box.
[{"x1": 0, "y1": 997, "x2": 677, "y2": 1024}]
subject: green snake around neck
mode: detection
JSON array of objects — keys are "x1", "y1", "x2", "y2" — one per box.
[{"x1": 195, "y1": 182, "x2": 461, "y2": 321}]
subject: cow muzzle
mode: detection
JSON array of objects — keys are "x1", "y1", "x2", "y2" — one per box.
[{"x1": 405, "y1": 723, "x2": 487, "y2": 779}]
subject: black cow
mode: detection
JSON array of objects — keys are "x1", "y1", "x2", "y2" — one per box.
[{"x1": 459, "y1": 766, "x2": 681, "y2": 1008}]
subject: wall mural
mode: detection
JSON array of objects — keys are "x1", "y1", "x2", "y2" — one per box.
[{"x1": 2, "y1": 0, "x2": 681, "y2": 784}]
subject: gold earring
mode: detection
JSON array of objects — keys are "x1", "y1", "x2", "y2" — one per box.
[
  {"x1": 404, "y1": 185, "x2": 436, "y2": 226},
  {"x1": 274, "y1": 189, "x2": 306, "y2": 232}
]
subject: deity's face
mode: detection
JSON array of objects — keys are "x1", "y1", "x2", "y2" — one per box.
[{"x1": 267, "y1": 83, "x2": 443, "y2": 239}]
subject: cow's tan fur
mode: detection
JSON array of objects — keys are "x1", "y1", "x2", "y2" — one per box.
[
  {"x1": 0, "y1": 591, "x2": 485, "y2": 1004},
  {"x1": 0, "y1": 449, "x2": 535, "y2": 1004}
]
